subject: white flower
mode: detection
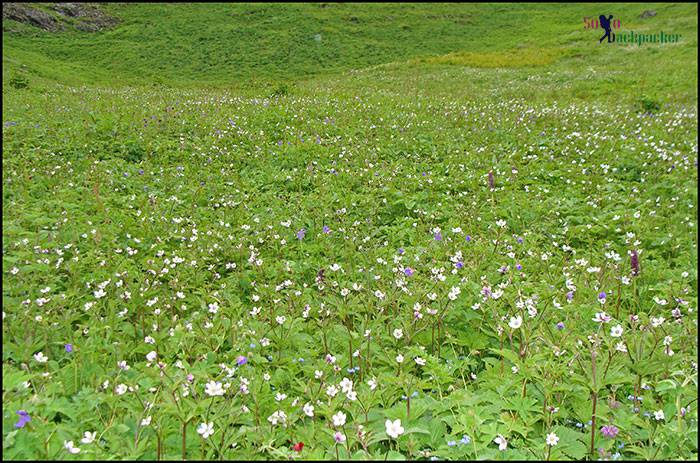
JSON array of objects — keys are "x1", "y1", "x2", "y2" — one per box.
[
  {"x1": 205, "y1": 380, "x2": 225, "y2": 396},
  {"x1": 414, "y1": 357, "x2": 426, "y2": 366},
  {"x1": 368, "y1": 378, "x2": 378, "y2": 390},
  {"x1": 33, "y1": 352, "x2": 49, "y2": 363},
  {"x1": 115, "y1": 384, "x2": 128, "y2": 395},
  {"x1": 654, "y1": 410, "x2": 665, "y2": 421},
  {"x1": 592, "y1": 312, "x2": 611, "y2": 323},
  {"x1": 385, "y1": 419, "x2": 405, "y2": 439},
  {"x1": 448, "y1": 286, "x2": 461, "y2": 300},
  {"x1": 267, "y1": 410, "x2": 287, "y2": 426},
  {"x1": 276, "y1": 315, "x2": 286, "y2": 325},
  {"x1": 610, "y1": 325, "x2": 623, "y2": 337},
  {"x1": 146, "y1": 351, "x2": 157, "y2": 362},
  {"x1": 80, "y1": 431, "x2": 96, "y2": 444},
  {"x1": 393, "y1": 328, "x2": 403, "y2": 340},
  {"x1": 326, "y1": 385, "x2": 339, "y2": 398},
  {"x1": 546, "y1": 432, "x2": 559, "y2": 446},
  {"x1": 332, "y1": 411, "x2": 347, "y2": 427},
  {"x1": 508, "y1": 315, "x2": 522, "y2": 330},
  {"x1": 396, "y1": 353, "x2": 404, "y2": 363},
  {"x1": 64, "y1": 440, "x2": 81, "y2": 454},
  {"x1": 494, "y1": 434, "x2": 508, "y2": 450},
  {"x1": 275, "y1": 392, "x2": 287, "y2": 402},
  {"x1": 303, "y1": 403, "x2": 315, "y2": 417},
  {"x1": 197, "y1": 422, "x2": 214, "y2": 439},
  {"x1": 339, "y1": 378, "x2": 353, "y2": 394}
]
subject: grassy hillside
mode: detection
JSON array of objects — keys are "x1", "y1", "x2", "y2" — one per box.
[
  {"x1": 3, "y1": 3, "x2": 698, "y2": 102},
  {"x1": 2, "y1": 3, "x2": 698, "y2": 461}
]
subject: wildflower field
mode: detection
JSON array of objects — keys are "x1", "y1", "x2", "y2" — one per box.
[{"x1": 2, "y1": 3, "x2": 698, "y2": 461}]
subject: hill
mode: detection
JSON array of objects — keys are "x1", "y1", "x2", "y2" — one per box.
[{"x1": 2, "y1": 3, "x2": 698, "y2": 103}]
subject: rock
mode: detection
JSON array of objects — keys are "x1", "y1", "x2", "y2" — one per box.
[
  {"x1": 640, "y1": 10, "x2": 657, "y2": 19},
  {"x1": 53, "y1": 3, "x2": 86, "y2": 17},
  {"x1": 52, "y1": 3, "x2": 120, "y2": 32},
  {"x1": 2, "y1": 2, "x2": 118, "y2": 33},
  {"x1": 2, "y1": 3, "x2": 62, "y2": 31}
]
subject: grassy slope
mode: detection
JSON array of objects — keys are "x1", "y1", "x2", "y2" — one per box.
[
  {"x1": 1, "y1": 5, "x2": 698, "y2": 460},
  {"x1": 2, "y1": 3, "x2": 697, "y2": 103}
]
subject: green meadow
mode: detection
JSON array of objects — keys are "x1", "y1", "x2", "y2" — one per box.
[{"x1": 3, "y1": 3, "x2": 697, "y2": 460}]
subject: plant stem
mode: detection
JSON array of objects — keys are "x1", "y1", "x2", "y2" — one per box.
[
  {"x1": 182, "y1": 420, "x2": 187, "y2": 460},
  {"x1": 590, "y1": 350, "x2": 598, "y2": 458}
]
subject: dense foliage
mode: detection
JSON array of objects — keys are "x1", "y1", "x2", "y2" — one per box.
[{"x1": 3, "y1": 2, "x2": 698, "y2": 461}]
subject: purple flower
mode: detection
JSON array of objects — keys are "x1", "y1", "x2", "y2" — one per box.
[
  {"x1": 434, "y1": 231, "x2": 442, "y2": 241},
  {"x1": 15, "y1": 410, "x2": 31, "y2": 428},
  {"x1": 455, "y1": 262, "x2": 464, "y2": 269},
  {"x1": 447, "y1": 440, "x2": 457, "y2": 447},
  {"x1": 516, "y1": 263, "x2": 523, "y2": 271},
  {"x1": 556, "y1": 322, "x2": 565, "y2": 330},
  {"x1": 600, "y1": 425, "x2": 619, "y2": 439},
  {"x1": 404, "y1": 267, "x2": 414, "y2": 277},
  {"x1": 599, "y1": 291, "x2": 607, "y2": 300},
  {"x1": 322, "y1": 226, "x2": 331, "y2": 234},
  {"x1": 398, "y1": 248, "x2": 405, "y2": 255},
  {"x1": 465, "y1": 235, "x2": 471, "y2": 242},
  {"x1": 630, "y1": 249, "x2": 639, "y2": 276},
  {"x1": 236, "y1": 356, "x2": 248, "y2": 366},
  {"x1": 566, "y1": 291, "x2": 574, "y2": 301},
  {"x1": 296, "y1": 229, "x2": 306, "y2": 240},
  {"x1": 65, "y1": 344, "x2": 73, "y2": 353}
]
